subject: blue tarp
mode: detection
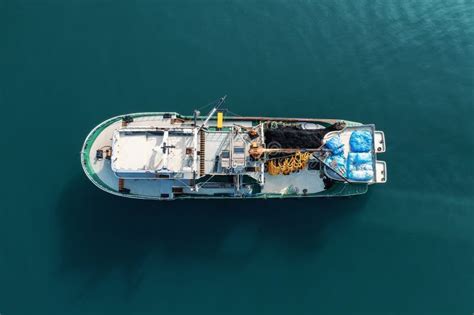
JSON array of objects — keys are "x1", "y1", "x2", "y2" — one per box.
[
  {"x1": 349, "y1": 130, "x2": 372, "y2": 152},
  {"x1": 325, "y1": 136, "x2": 344, "y2": 155},
  {"x1": 347, "y1": 152, "x2": 372, "y2": 165},
  {"x1": 347, "y1": 152, "x2": 374, "y2": 181},
  {"x1": 326, "y1": 154, "x2": 346, "y2": 176},
  {"x1": 348, "y1": 169, "x2": 373, "y2": 181}
]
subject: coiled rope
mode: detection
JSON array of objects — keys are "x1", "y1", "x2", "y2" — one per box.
[{"x1": 267, "y1": 151, "x2": 311, "y2": 175}]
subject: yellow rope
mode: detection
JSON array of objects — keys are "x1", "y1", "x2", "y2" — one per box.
[{"x1": 267, "y1": 151, "x2": 311, "y2": 175}]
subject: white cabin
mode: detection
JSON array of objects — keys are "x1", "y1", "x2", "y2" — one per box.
[{"x1": 111, "y1": 128, "x2": 196, "y2": 179}]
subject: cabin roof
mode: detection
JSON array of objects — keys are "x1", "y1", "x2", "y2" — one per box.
[{"x1": 111, "y1": 128, "x2": 194, "y2": 174}]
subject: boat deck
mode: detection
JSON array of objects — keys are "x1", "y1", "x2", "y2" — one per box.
[{"x1": 81, "y1": 113, "x2": 371, "y2": 200}]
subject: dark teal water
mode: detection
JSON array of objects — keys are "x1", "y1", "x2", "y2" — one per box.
[{"x1": 1, "y1": 0, "x2": 473, "y2": 314}]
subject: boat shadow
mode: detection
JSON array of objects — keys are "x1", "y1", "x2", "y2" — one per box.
[{"x1": 56, "y1": 173, "x2": 369, "y2": 297}]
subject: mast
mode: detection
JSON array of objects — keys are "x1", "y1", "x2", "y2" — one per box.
[
  {"x1": 192, "y1": 95, "x2": 227, "y2": 191},
  {"x1": 199, "y1": 95, "x2": 227, "y2": 130}
]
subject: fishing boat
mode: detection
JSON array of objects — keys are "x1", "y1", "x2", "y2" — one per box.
[{"x1": 80, "y1": 96, "x2": 387, "y2": 200}]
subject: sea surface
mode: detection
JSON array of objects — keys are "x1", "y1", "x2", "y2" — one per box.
[{"x1": 1, "y1": 0, "x2": 473, "y2": 314}]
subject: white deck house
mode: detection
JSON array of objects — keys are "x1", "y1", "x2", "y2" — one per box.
[{"x1": 111, "y1": 128, "x2": 196, "y2": 179}]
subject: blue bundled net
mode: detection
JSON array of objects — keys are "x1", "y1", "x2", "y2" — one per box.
[
  {"x1": 326, "y1": 154, "x2": 347, "y2": 176},
  {"x1": 347, "y1": 152, "x2": 374, "y2": 181},
  {"x1": 325, "y1": 136, "x2": 344, "y2": 155},
  {"x1": 349, "y1": 130, "x2": 372, "y2": 152}
]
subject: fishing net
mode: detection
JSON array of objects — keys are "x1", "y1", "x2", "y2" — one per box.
[{"x1": 264, "y1": 122, "x2": 344, "y2": 149}]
